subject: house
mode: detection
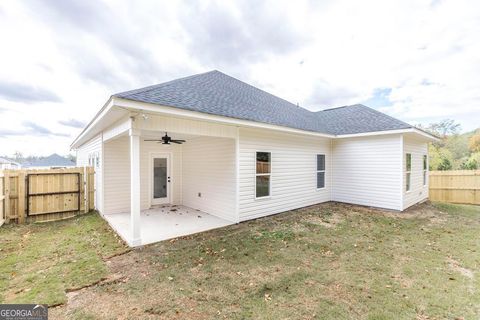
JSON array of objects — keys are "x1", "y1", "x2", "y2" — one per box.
[
  {"x1": 71, "y1": 71, "x2": 437, "y2": 246},
  {"x1": 0, "y1": 157, "x2": 21, "y2": 170},
  {"x1": 24, "y1": 153, "x2": 75, "y2": 169}
]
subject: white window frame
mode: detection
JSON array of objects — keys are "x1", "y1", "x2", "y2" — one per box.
[
  {"x1": 406, "y1": 153, "x2": 412, "y2": 192},
  {"x1": 423, "y1": 154, "x2": 427, "y2": 186},
  {"x1": 255, "y1": 151, "x2": 271, "y2": 199},
  {"x1": 316, "y1": 154, "x2": 326, "y2": 190}
]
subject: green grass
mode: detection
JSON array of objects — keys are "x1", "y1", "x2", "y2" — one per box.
[
  {"x1": 0, "y1": 212, "x2": 127, "y2": 306},
  {"x1": 1, "y1": 203, "x2": 480, "y2": 319}
]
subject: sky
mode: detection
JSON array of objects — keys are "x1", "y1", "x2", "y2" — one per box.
[{"x1": 0, "y1": 0, "x2": 479, "y2": 157}]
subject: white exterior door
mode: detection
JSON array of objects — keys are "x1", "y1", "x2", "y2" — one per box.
[{"x1": 151, "y1": 153, "x2": 171, "y2": 205}]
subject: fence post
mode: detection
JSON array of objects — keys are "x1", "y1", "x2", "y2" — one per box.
[
  {"x1": 4, "y1": 171, "x2": 10, "y2": 222},
  {"x1": 17, "y1": 171, "x2": 26, "y2": 223},
  {"x1": 0, "y1": 172, "x2": 4, "y2": 226},
  {"x1": 84, "y1": 166, "x2": 89, "y2": 213}
]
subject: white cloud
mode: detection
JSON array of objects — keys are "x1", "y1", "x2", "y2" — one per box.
[{"x1": 0, "y1": 0, "x2": 478, "y2": 156}]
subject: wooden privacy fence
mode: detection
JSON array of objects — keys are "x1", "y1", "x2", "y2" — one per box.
[
  {"x1": 429, "y1": 170, "x2": 480, "y2": 205},
  {"x1": 0, "y1": 167, "x2": 94, "y2": 225}
]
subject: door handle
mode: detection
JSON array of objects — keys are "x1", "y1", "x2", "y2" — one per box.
[{"x1": 168, "y1": 176, "x2": 171, "y2": 183}]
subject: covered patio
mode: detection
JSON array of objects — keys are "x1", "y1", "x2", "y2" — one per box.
[
  {"x1": 100, "y1": 108, "x2": 239, "y2": 246},
  {"x1": 104, "y1": 205, "x2": 233, "y2": 246}
]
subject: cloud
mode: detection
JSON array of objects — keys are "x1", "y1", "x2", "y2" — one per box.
[
  {"x1": 25, "y1": 0, "x2": 172, "y2": 88},
  {"x1": 0, "y1": 80, "x2": 61, "y2": 103},
  {"x1": 305, "y1": 80, "x2": 359, "y2": 109},
  {"x1": 23, "y1": 121, "x2": 70, "y2": 137},
  {"x1": 0, "y1": 121, "x2": 69, "y2": 138},
  {"x1": 361, "y1": 88, "x2": 393, "y2": 109},
  {"x1": 179, "y1": 1, "x2": 309, "y2": 69},
  {"x1": 58, "y1": 119, "x2": 85, "y2": 128}
]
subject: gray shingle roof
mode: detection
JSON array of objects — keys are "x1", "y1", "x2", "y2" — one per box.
[
  {"x1": 25, "y1": 154, "x2": 75, "y2": 168},
  {"x1": 114, "y1": 70, "x2": 412, "y2": 135}
]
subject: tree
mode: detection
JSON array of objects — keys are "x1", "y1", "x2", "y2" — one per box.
[
  {"x1": 66, "y1": 154, "x2": 76, "y2": 162},
  {"x1": 461, "y1": 158, "x2": 478, "y2": 170},
  {"x1": 428, "y1": 119, "x2": 461, "y2": 138},
  {"x1": 461, "y1": 152, "x2": 480, "y2": 170},
  {"x1": 469, "y1": 132, "x2": 480, "y2": 153},
  {"x1": 12, "y1": 151, "x2": 24, "y2": 161},
  {"x1": 429, "y1": 145, "x2": 454, "y2": 170},
  {"x1": 437, "y1": 157, "x2": 453, "y2": 170}
]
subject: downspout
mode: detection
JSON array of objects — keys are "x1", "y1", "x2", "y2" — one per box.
[{"x1": 399, "y1": 134, "x2": 404, "y2": 211}]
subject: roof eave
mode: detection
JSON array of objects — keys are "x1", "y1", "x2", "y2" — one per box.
[
  {"x1": 336, "y1": 127, "x2": 440, "y2": 141},
  {"x1": 70, "y1": 97, "x2": 115, "y2": 149},
  {"x1": 71, "y1": 96, "x2": 439, "y2": 149}
]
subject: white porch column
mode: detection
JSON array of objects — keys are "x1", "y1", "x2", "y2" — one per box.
[{"x1": 129, "y1": 128, "x2": 141, "y2": 246}]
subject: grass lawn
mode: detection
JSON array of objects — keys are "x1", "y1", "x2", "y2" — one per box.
[
  {"x1": 0, "y1": 213, "x2": 128, "y2": 306},
  {"x1": 1, "y1": 202, "x2": 479, "y2": 319}
]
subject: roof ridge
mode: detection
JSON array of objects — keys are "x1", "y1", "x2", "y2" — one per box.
[
  {"x1": 213, "y1": 71, "x2": 315, "y2": 115},
  {"x1": 355, "y1": 104, "x2": 412, "y2": 128},
  {"x1": 319, "y1": 105, "x2": 351, "y2": 112},
  {"x1": 114, "y1": 70, "x2": 219, "y2": 98}
]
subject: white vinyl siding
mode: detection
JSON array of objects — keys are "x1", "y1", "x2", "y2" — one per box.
[
  {"x1": 103, "y1": 136, "x2": 130, "y2": 214},
  {"x1": 403, "y1": 136, "x2": 429, "y2": 209},
  {"x1": 332, "y1": 134, "x2": 402, "y2": 210},
  {"x1": 238, "y1": 128, "x2": 331, "y2": 221},
  {"x1": 182, "y1": 136, "x2": 236, "y2": 222},
  {"x1": 76, "y1": 133, "x2": 103, "y2": 213}
]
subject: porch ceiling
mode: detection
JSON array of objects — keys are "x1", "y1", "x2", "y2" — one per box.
[{"x1": 140, "y1": 130, "x2": 199, "y2": 141}]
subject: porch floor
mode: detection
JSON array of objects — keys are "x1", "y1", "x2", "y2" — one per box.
[{"x1": 103, "y1": 205, "x2": 234, "y2": 246}]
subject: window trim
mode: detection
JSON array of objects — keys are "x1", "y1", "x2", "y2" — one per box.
[
  {"x1": 316, "y1": 154, "x2": 326, "y2": 190},
  {"x1": 406, "y1": 153, "x2": 412, "y2": 192},
  {"x1": 255, "y1": 151, "x2": 271, "y2": 199},
  {"x1": 423, "y1": 154, "x2": 427, "y2": 186}
]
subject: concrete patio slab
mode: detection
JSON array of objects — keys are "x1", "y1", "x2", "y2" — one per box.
[{"x1": 103, "y1": 205, "x2": 234, "y2": 246}]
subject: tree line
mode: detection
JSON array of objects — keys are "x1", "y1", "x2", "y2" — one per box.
[{"x1": 417, "y1": 120, "x2": 480, "y2": 170}]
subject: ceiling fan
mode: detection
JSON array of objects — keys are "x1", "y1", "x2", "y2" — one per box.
[{"x1": 144, "y1": 133, "x2": 186, "y2": 145}]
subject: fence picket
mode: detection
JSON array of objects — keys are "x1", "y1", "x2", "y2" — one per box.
[
  {"x1": 429, "y1": 170, "x2": 480, "y2": 205},
  {"x1": 0, "y1": 167, "x2": 95, "y2": 224}
]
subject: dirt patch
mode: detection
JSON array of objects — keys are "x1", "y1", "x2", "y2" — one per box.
[
  {"x1": 329, "y1": 201, "x2": 448, "y2": 225},
  {"x1": 447, "y1": 257, "x2": 474, "y2": 279},
  {"x1": 303, "y1": 214, "x2": 343, "y2": 228},
  {"x1": 298, "y1": 203, "x2": 345, "y2": 228}
]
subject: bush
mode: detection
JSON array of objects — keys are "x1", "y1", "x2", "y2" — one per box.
[{"x1": 437, "y1": 157, "x2": 453, "y2": 170}]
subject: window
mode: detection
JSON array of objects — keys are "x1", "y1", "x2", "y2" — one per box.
[
  {"x1": 256, "y1": 152, "x2": 271, "y2": 198},
  {"x1": 316, "y1": 154, "x2": 325, "y2": 189},
  {"x1": 423, "y1": 154, "x2": 427, "y2": 186},
  {"x1": 406, "y1": 153, "x2": 412, "y2": 191}
]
